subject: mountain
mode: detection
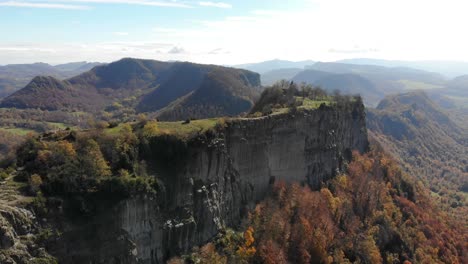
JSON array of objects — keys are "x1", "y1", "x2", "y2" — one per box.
[
  {"x1": 287, "y1": 62, "x2": 447, "y2": 105},
  {"x1": 0, "y1": 58, "x2": 261, "y2": 120},
  {"x1": 234, "y1": 59, "x2": 315, "y2": 74},
  {"x1": 339, "y1": 58, "x2": 468, "y2": 78},
  {"x1": 291, "y1": 69, "x2": 384, "y2": 105},
  {"x1": 54, "y1": 61, "x2": 102, "y2": 72},
  {"x1": 261, "y1": 68, "x2": 303, "y2": 85},
  {"x1": 313, "y1": 73, "x2": 384, "y2": 103},
  {"x1": 0, "y1": 62, "x2": 103, "y2": 98},
  {"x1": 0, "y1": 76, "x2": 106, "y2": 111},
  {"x1": 155, "y1": 67, "x2": 260, "y2": 120},
  {"x1": 367, "y1": 92, "x2": 467, "y2": 220},
  {"x1": 1, "y1": 95, "x2": 368, "y2": 263},
  {"x1": 291, "y1": 69, "x2": 332, "y2": 84},
  {"x1": 308, "y1": 62, "x2": 446, "y2": 86},
  {"x1": 2, "y1": 93, "x2": 466, "y2": 263}
]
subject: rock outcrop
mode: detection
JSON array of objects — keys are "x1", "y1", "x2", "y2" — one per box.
[
  {"x1": 0, "y1": 102, "x2": 368, "y2": 263},
  {"x1": 49, "y1": 102, "x2": 368, "y2": 263}
]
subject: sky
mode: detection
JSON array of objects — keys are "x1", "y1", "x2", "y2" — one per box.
[{"x1": 1, "y1": 0, "x2": 468, "y2": 65}]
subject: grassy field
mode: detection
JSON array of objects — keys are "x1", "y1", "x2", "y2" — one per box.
[
  {"x1": 46, "y1": 122, "x2": 70, "y2": 129},
  {"x1": 156, "y1": 118, "x2": 220, "y2": 139},
  {"x1": 298, "y1": 97, "x2": 333, "y2": 110},
  {"x1": 0, "y1": 127, "x2": 36, "y2": 136},
  {"x1": 107, "y1": 97, "x2": 334, "y2": 137},
  {"x1": 105, "y1": 118, "x2": 221, "y2": 140},
  {"x1": 268, "y1": 97, "x2": 333, "y2": 116}
]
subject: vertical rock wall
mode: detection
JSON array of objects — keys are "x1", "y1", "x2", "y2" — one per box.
[{"x1": 114, "y1": 103, "x2": 368, "y2": 263}]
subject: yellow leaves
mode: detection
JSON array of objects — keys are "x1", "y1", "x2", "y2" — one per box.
[
  {"x1": 236, "y1": 226, "x2": 256, "y2": 260},
  {"x1": 320, "y1": 188, "x2": 341, "y2": 214},
  {"x1": 358, "y1": 234, "x2": 383, "y2": 264},
  {"x1": 37, "y1": 150, "x2": 52, "y2": 163},
  {"x1": 244, "y1": 227, "x2": 255, "y2": 247},
  {"x1": 56, "y1": 140, "x2": 76, "y2": 157},
  {"x1": 335, "y1": 174, "x2": 349, "y2": 189},
  {"x1": 142, "y1": 121, "x2": 159, "y2": 137}
]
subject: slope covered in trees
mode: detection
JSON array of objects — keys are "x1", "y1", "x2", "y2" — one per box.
[
  {"x1": 367, "y1": 92, "x2": 467, "y2": 222},
  {"x1": 0, "y1": 58, "x2": 261, "y2": 120},
  {"x1": 170, "y1": 151, "x2": 467, "y2": 264}
]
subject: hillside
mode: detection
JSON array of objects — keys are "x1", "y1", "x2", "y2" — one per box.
[
  {"x1": 367, "y1": 92, "x2": 467, "y2": 220},
  {"x1": 261, "y1": 68, "x2": 303, "y2": 86},
  {"x1": 234, "y1": 59, "x2": 315, "y2": 74},
  {"x1": 0, "y1": 94, "x2": 368, "y2": 263},
  {"x1": 0, "y1": 58, "x2": 261, "y2": 120},
  {"x1": 171, "y1": 151, "x2": 467, "y2": 264},
  {"x1": 0, "y1": 62, "x2": 102, "y2": 98},
  {"x1": 292, "y1": 70, "x2": 384, "y2": 105},
  {"x1": 156, "y1": 67, "x2": 260, "y2": 120},
  {"x1": 0, "y1": 76, "x2": 103, "y2": 111}
]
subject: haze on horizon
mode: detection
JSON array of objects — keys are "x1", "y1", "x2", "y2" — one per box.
[{"x1": 1, "y1": 0, "x2": 468, "y2": 65}]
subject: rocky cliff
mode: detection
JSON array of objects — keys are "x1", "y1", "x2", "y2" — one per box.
[{"x1": 0, "y1": 103, "x2": 368, "y2": 264}]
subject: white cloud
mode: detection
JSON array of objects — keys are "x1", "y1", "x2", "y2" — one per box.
[
  {"x1": 168, "y1": 46, "x2": 186, "y2": 54},
  {"x1": 3, "y1": 0, "x2": 468, "y2": 64},
  {"x1": 0, "y1": 1, "x2": 89, "y2": 9},
  {"x1": 198, "y1": 1, "x2": 231, "y2": 8}
]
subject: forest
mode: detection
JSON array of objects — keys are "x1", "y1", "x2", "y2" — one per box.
[{"x1": 169, "y1": 150, "x2": 467, "y2": 264}]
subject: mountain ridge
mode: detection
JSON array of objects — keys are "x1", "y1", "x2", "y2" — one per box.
[{"x1": 0, "y1": 58, "x2": 261, "y2": 120}]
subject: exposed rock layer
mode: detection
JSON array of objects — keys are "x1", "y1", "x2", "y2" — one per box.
[
  {"x1": 3, "y1": 103, "x2": 368, "y2": 263},
  {"x1": 73, "y1": 104, "x2": 368, "y2": 263}
]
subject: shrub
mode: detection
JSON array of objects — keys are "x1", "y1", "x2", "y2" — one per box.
[
  {"x1": 29, "y1": 173, "x2": 43, "y2": 194},
  {"x1": 0, "y1": 170, "x2": 9, "y2": 181}
]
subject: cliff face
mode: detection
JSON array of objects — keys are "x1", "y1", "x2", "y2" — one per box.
[
  {"x1": 103, "y1": 103, "x2": 367, "y2": 263},
  {"x1": 2, "y1": 103, "x2": 368, "y2": 263}
]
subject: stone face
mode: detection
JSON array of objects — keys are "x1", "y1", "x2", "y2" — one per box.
[
  {"x1": 0, "y1": 204, "x2": 45, "y2": 263},
  {"x1": 108, "y1": 103, "x2": 369, "y2": 264},
  {"x1": 50, "y1": 103, "x2": 368, "y2": 264},
  {"x1": 0, "y1": 225, "x2": 15, "y2": 249}
]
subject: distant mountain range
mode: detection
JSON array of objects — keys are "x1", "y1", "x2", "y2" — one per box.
[
  {"x1": 0, "y1": 58, "x2": 261, "y2": 121},
  {"x1": 237, "y1": 59, "x2": 468, "y2": 107},
  {"x1": 292, "y1": 62, "x2": 447, "y2": 106},
  {"x1": 1, "y1": 58, "x2": 467, "y2": 121},
  {"x1": 234, "y1": 59, "x2": 315, "y2": 74},
  {"x1": 338, "y1": 58, "x2": 468, "y2": 78},
  {"x1": 0, "y1": 62, "x2": 103, "y2": 98}
]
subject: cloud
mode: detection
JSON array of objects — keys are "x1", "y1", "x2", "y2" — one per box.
[
  {"x1": 168, "y1": 46, "x2": 186, "y2": 54},
  {"x1": 208, "y1": 48, "x2": 230, "y2": 54},
  {"x1": 0, "y1": 1, "x2": 89, "y2": 9},
  {"x1": 198, "y1": 1, "x2": 231, "y2": 8}
]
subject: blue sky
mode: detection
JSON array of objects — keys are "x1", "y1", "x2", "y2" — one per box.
[{"x1": 1, "y1": 0, "x2": 468, "y2": 65}]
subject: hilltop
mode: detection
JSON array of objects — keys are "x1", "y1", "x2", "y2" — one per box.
[
  {"x1": 0, "y1": 58, "x2": 261, "y2": 120},
  {"x1": 0, "y1": 62, "x2": 102, "y2": 98}
]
